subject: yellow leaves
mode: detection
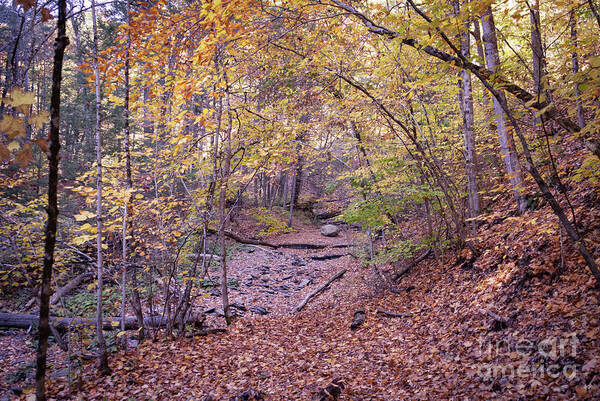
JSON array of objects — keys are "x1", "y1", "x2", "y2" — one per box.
[
  {"x1": 0, "y1": 115, "x2": 26, "y2": 139},
  {"x1": 2, "y1": 88, "x2": 35, "y2": 107},
  {"x1": 7, "y1": 140, "x2": 20, "y2": 152},
  {"x1": 108, "y1": 93, "x2": 125, "y2": 107},
  {"x1": 74, "y1": 210, "x2": 97, "y2": 221}
]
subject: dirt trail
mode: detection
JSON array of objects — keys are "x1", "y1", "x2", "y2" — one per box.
[{"x1": 199, "y1": 221, "x2": 360, "y2": 319}]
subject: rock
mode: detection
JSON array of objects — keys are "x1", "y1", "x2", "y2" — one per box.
[
  {"x1": 249, "y1": 306, "x2": 268, "y2": 315},
  {"x1": 320, "y1": 224, "x2": 340, "y2": 237},
  {"x1": 230, "y1": 389, "x2": 265, "y2": 401},
  {"x1": 350, "y1": 309, "x2": 366, "y2": 330},
  {"x1": 297, "y1": 279, "x2": 311, "y2": 289},
  {"x1": 291, "y1": 256, "x2": 307, "y2": 266},
  {"x1": 230, "y1": 302, "x2": 247, "y2": 312}
]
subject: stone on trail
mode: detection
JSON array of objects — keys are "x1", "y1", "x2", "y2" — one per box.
[{"x1": 320, "y1": 224, "x2": 340, "y2": 237}]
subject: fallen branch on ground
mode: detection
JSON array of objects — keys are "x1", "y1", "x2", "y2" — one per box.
[
  {"x1": 224, "y1": 230, "x2": 278, "y2": 248},
  {"x1": 392, "y1": 248, "x2": 432, "y2": 281},
  {"x1": 0, "y1": 312, "x2": 204, "y2": 332},
  {"x1": 294, "y1": 269, "x2": 347, "y2": 312},
  {"x1": 376, "y1": 309, "x2": 413, "y2": 318},
  {"x1": 310, "y1": 254, "x2": 348, "y2": 261},
  {"x1": 480, "y1": 308, "x2": 508, "y2": 331}
]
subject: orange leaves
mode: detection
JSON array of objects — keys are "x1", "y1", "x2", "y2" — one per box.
[
  {"x1": 15, "y1": 0, "x2": 35, "y2": 11},
  {"x1": 40, "y1": 7, "x2": 53, "y2": 22}
]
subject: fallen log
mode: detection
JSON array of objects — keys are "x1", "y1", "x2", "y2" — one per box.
[
  {"x1": 24, "y1": 271, "x2": 94, "y2": 310},
  {"x1": 224, "y1": 230, "x2": 278, "y2": 248},
  {"x1": 376, "y1": 309, "x2": 413, "y2": 318},
  {"x1": 315, "y1": 210, "x2": 341, "y2": 220},
  {"x1": 310, "y1": 254, "x2": 347, "y2": 261},
  {"x1": 294, "y1": 269, "x2": 347, "y2": 312},
  {"x1": 392, "y1": 248, "x2": 432, "y2": 281},
  {"x1": 279, "y1": 243, "x2": 328, "y2": 250},
  {"x1": 0, "y1": 312, "x2": 203, "y2": 332},
  {"x1": 24, "y1": 263, "x2": 121, "y2": 311}
]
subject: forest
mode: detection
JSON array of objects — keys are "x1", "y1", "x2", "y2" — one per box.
[{"x1": 1, "y1": 0, "x2": 599, "y2": 399}]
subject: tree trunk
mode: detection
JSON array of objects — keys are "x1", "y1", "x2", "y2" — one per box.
[
  {"x1": 454, "y1": 0, "x2": 480, "y2": 227},
  {"x1": 216, "y1": 54, "x2": 232, "y2": 325},
  {"x1": 530, "y1": 0, "x2": 551, "y2": 130},
  {"x1": 569, "y1": 10, "x2": 585, "y2": 129},
  {"x1": 292, "y1": 161, "x2": 303, "y2": 207},
  {"x1": 90, "y1": 0, "x2": 110, "y2": 376},
  {"x1": 480, "y1": 7, "x2": 526, "y2": 214},
  {"x1": 287, "y1": 169, "x2": 296, "y2": 227},
  {"x1": 472, "y1": 20, "x2": 489, "y2": 106},
  {"x1": 70, "y1": 12, "x2": 93, "y2": 151},
  {"x1": 588, "y1": 0, "x2": 600, "y2": 30},
  {"x1": 121, "y1": 0, "x2": 145, "y2": 343},
  {"x1": 35, "y1": 2, "x2": 67, "y2": 400}
]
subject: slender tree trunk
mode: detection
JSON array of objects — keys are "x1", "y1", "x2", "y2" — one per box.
[
  {"x1": 588, "y1": 0, "x2": 600, "y2": 30},
  {"x1": 530, "y1": 0, "x2": 552, "y2": 130},
  {"x1": 70, "y1": 13, "x2": 93, "y2": 154},
  {"x1": 454, "y1": 1, "x2": 480, "y2": 227},
  {"x1": 0, "y1": 13, "x2": 24, "y2": 116},
  {"x1": 471, "y1": 20, "x2": 489, "y2": 106},
  {"x1": 121, "y1": 0, "x2": 144, "y2": 342},
  {"x1": 569, "y1": 10, "x2": 585, "y2": 129},
  {"x1": 287, "y1": 170, "x2": 296, "y2": 227},
  {"x1": 282, "y1": 173, "x2": 289, "y2": 207},
  {"x1": 292, "y1": 161, "x2": 303, "y2": 207},
  {"x1": 480, "y1": 7, "x2": 527, "y2": 214},
  {"x1": 219, "y1": 80, "x2": 233, "y2": 325},
  {"x1": 35, "y1": 2, "x2": 68, "y2": 400},
  {"x1": 91, "y1": 0, "x2": 110, "y2": 376}
]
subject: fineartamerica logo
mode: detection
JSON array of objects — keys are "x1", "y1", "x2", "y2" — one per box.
[{"x1": 473, "y1": 334, "x2": 579, "y2": 381}]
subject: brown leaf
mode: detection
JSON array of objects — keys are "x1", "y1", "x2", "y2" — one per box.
[
  {"x1": 33, "y1": 137, "x2": 49, "y2": 154},
  {"x1": 41, "y1": 7, "x2": 53, "y2": 22},
  {"x1": 15, "y1": 0, "x2": 35, "y2": 11},
  {"x1": 15, "y1": 142, "x2": 32, "y2": 167},
  {"x1": 0, "y1": 141, "x2": 9, "y2": 160}
]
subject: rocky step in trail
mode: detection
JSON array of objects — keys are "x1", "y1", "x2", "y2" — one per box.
[{"x1": 198, "y1": 223, "x2": 354, "y2": 320}]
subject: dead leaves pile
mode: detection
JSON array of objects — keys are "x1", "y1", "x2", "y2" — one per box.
[{"x1": 47, "y1": 188, "x2": 600, "y2": 400}]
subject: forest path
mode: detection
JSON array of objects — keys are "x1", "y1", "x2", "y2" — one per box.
[
  {"x1": 22, "y1": 214, "x2": 600, "y2": 400},
  {"x1": 199, "y1": 219, "x2": 361, "y2": 321}
]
